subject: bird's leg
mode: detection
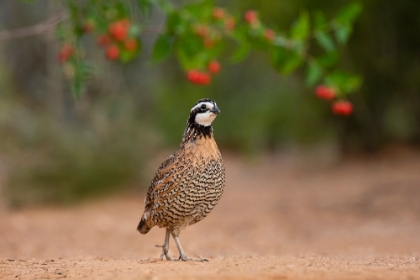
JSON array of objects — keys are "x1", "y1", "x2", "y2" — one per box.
[
  {"x1": 155, "y1": 228, "x2": 172, "y2": 260},
  {"x1": 171, "y1": 231, "x2": 208, "y2": 262}
]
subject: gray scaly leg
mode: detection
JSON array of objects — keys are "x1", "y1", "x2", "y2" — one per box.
[
  {"x1": 171, "y1": 231, "x2": 208, "y2": 262},
  {"x1": 155, "y1": 228, "x2": 172, "y2": 260}
]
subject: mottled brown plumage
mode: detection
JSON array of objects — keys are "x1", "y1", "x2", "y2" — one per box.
[{"x1": 137, "y1": 98, "x2": 225, "y2": 261}]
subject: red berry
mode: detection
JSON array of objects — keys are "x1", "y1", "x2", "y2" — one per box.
[
  {"x1": 97, "y1": 34, "x2": 112, "y2": 47},
  {"x1": 203, "y1": 37, "x2": 215, "y2": 49},
  {"x1": 208, "y1": 60, "x2": 220, "y2": 74},
  {"x1": 187, "y1": 70, "x2": 211, "y2": 85},
  {"x1": 244, "y1": 10, "x2": 258, "y2": 24},
  {"x1": 198, "y1": 72, "x2": 211, "y2": 85},
  {"x1": 332, "y1": 100, "x2": 353, "y2": 116},
  {"x1": 315, "y1": 85, "x2": 336, "y2": 100},
  {"x1": 195, "y1": 25, "x2": 209, "y2": 38},
  {"x1": 187, "y1": 70, "x2": 200, "y2": 83},
  {"x1": 124, "y1": 38, "x2": 138, "y2": 51},
  {"x1": 82, "y1": 20, "x2": 95, "y2": 33},
  {"x1": 225, "y1": 17, "x2": 235, "y2": 31},
  {"x1": 105, "y1": 45, "x2": 120, "y2": 60},
  {"x1": 213, "y1": 7, "x2": 225, "y2": 19},
  {"x1": 57, "y1": 44, "x2": 74, "y2": 64},
  {"x1": 264, "y1": 29, "x2": 275, "y2": 41},
  {"x1": 108, "y1": 21, "x2": 128, "y2": 41}
]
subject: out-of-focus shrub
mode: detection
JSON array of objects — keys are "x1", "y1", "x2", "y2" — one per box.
[{"x1": 0, "y1": 96, "x2": 160, "y2": 208}]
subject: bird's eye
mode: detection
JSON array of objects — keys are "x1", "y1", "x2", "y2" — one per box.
[{"x1": 200, "y1": 104, "x2": 207, "y2": 110}]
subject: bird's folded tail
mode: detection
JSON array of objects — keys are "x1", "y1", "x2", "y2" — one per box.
[{"x1": 137, "y1": 212, "x2": 153, "y2": 234}]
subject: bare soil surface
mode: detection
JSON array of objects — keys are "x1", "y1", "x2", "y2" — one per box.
[{"x1": 1, "y1": 149, "x2": 420, "y2": 279}]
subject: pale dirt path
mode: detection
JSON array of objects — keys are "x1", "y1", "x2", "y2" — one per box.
[
  {"x1": 1, "y1": 150, "x2": 420, "y2": 279},
  {"x1": 2, "y1": 255, "x2": 419, "y2": 280}
]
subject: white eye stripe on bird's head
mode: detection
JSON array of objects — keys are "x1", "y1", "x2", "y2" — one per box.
[
  {"x1": 191, "y1": 102, "x2": 214, "y2": 113},
  {"x1": 189, "y1": 98, "x2": 221, "y2": 127},
  {"x1": 190, "y1": 99, "x2": 220, "y2": 115}
]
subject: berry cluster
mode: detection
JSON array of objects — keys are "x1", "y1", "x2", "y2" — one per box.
[
  {"x1": 192, "y1": 6, "x2": 236, "y2": 51},
  {"x1": 57, "y1": 18, "x2": 139, "y2": 64},
  {"x1": 55, "y1": 6, "x2": 357, "y2": 117},
  {"x1": 315, "y1": 85, "x2": 353, "y2": 116},
  {"x1": 187, "y1": 70, "x2": 211, "y2": 85},
  {"x1": 184, "y1": 9, "x2": 276, "y2": 86},
  {"x1": 186, "y1": 60, "x2": 220, "y2": 85},
  {"x1": 185, "y1": 6, "x2": 232, "y2": 86},
  {"x1": 212, "y1": 7, "x2": 235, "y2": 31},
  {"x1": 96, "y1": 19, "x2": 139, "y2": 61}
]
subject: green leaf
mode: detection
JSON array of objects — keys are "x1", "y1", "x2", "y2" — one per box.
[
  {"x1": 325, "y1": 70, "x2": 362, "y2": 93},
  {"x1": 69, "y1": 60, "x2": 89, "y2": 98},
  {"x1": 306, "y1": 61, "x2": 322, "y2": 86},
  {"x1": 291, "y1": 11, "x2": 310, "y2": 41},
  {"x1": 271, "y1": 47, "x2": 303, "y2": 75},
  {"x1": 335, "y1": 24, "x2": 352, "y2": 44},
  {"x1": 230, "y1": 44, "x2": 251, "y2": 63},
  {"x1": 114, "y1": 2, "x2": 131, "y2": 17},
  {"x1": 175, "y1": 34, "x2": 203, "y2": 59},
  {"x1": 315, "y1": 32, "x2": 335, "y2": 52},
  {"x1": 71, "y1": 82, "x2": 82, "y2": 98},
  {"x1": 282, "y1": 55, "x2": 303, "y2": 75},
  {"x1": 247, "y1": 32, "x2": 273, "y2": 51},
  {"x1": 316, "y1": 52, "x2": 339, "y2": 68},
  {"x1": 175, "y1": 34, "x2": 208, "y2": 69},
  {"x1": 137, "y1": 0, "x2": 153, "y2": 16},
  {"x1": 336, "y1": 2, "x2": 362, "y2": 24},
  {"x1": 152, "y1": 34, "x2": 173, "y2": 63},
  {"x1": 183, "y1": 0, "x2": 212, "y2": 19},
  {"x1": 314, "y1": 11, "x2": 328, "y2": 32},
  {"x1": 166, "y1": 11, "x2": 183, "y2": 34}
]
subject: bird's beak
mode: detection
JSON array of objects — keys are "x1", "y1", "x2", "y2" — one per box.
[{"x1": 210, "y1": 106, "x2": 221, "y2": 114}]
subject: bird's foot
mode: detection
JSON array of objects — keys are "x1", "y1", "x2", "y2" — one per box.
[
  {"x1": 178, "y1": 255, "x2": 208, "y2": 262},
  {"x1": 155, "y1": 244, "x2": 172, "y2": 261}
]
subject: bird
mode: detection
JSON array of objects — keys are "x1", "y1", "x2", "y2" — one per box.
[{"x1": 137, "y1": 98, "x2": 225, "y2": 262}]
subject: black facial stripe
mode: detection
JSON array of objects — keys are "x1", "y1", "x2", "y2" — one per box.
[{"x1": 189, "y1": 99, "x2": 217, "y2": 121}]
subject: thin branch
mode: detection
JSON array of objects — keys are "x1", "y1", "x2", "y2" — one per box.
[{"x1": 0, "y1": 12, "x2": 67, "y2": 42}]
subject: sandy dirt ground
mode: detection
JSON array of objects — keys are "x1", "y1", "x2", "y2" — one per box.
[{"x1": 1, "y1": 149, "x2": 420, "y2": 279}]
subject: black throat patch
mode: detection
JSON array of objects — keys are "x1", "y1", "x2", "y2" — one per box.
[{"x1": 182, "y1": 117, "x2": 213, "y2": 143}]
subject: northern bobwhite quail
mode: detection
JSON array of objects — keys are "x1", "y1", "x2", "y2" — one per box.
[{"x1": 137, "y1": 98, "x2": 225, "y2": 262}]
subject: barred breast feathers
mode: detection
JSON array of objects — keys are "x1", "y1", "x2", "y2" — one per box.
[
  {"x1": 143, "y1": 133, "x2": 222, "y2": 220},
  {"x1": 146, "y1": 136, "x2": 220, "y2": 196}
]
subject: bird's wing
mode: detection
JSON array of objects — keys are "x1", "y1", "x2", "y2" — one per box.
[
  {"x1": 144, "y1": 148, "x2": 197, "y2": 209},
  {"x1": 144, "y1": 153, "x2": 177, "y2": 207}
]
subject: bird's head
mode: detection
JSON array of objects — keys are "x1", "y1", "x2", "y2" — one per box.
[{"x1": 189, "y1": 98, "x2": 220, "y2": 127}]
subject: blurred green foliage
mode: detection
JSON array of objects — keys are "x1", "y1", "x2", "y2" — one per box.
[
  {"x1": 0, "y1": 94, "x2": 159, "y2": 207},
  {"x1": 50, "y1": 0, "x2": 361, "y2": 98},
  {"x1": 1, "y1": 0, "x2": 419, "y2": 207}
]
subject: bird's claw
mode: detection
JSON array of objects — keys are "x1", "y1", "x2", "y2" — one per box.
[
  {"x1": 178, "y1": 255, "x2": 208, "y2": 262},
  {"x1": 155, "y1": 244, "x2": 172, "y2": 261}
]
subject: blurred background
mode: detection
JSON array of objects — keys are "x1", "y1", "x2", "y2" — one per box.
[{"x1": 0, "y1": 0, "x2": 419, "y2": 209}]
